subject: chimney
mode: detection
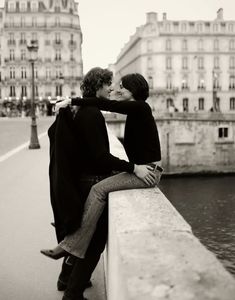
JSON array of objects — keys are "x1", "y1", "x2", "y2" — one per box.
[
  {"x1": 163, "y1": 12, "x2": 167, "y2": 21},
  {"x1": 146, "y1": 12, "x2": 158, "y2": 23},
  {"x1": 217, "y1": 8, "x2": 223, "y2": 20}
]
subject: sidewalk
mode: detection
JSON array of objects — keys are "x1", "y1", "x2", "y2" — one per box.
[{"x1": 0, "y1": 134, "x2": 106, "y2": 300}]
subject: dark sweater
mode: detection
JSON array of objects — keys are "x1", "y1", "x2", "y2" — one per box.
[
  {"x1": 72, "y1": 97, "x2": 161, "y2": 164},
  {"x1": 73, "y1": 105, "x2": 134, "y2": 174}
]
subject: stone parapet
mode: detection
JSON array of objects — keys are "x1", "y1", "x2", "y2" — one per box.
[{"x1": 106, "y1": 129, "x2": 235, "y2": 300}]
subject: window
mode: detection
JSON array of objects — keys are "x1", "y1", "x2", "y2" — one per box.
[
  {"x1": 197, "y1": 23, "x2": 203, "y2": 32},
  {"x1": 20, "y1": 32, "x2": 26, "y2": 44},
  {"x1": 20, "y1": 2, "x2": 27, "y2": 12},
  {"x1": 32, "y1": 17, "x2": 37, "y2": 27},
  {"x1": 230, "y1": 98, "x2": 235, "y2": 110},
  {"x1": 55, "y1": 32, "x2": 61, "y2": 43},
  {"x1": 228, "y1": 23, "x2": 234, "y2": 32},
  {"x1": 166, "y1": 39, "x2": 171, "y2": 51},
  {"x1": 229, "y1": 75, "x2": 235, "y2": 90},
  {"x1": 31, "y1": 2, "x2": 38, "y2": 12},
  {"x1": 34, "y1": 67, "x2": 38, "y2": 79},
  {"x1": 214, "y1": 56, "x2": 220, "y2": 69},
  {"x1": 166, "y1": 98, "x2": 173, "y2": 108},
  {"x1": 181, "y1": 77, "x2": 188, "y2": 90},
  {"x1": 9, "y1": 2, "x2": 15, "y2": 12},
  {"x1": 229, "y1": 39, "x2": 235, "y2": 50},
  {"x1": 147, "y1": 40, "x2": 153, "y2": 52},
  {"x1": 32, "y1": 32, "x2": 37, "y2": 41},
  {"x1": 148, "y1": 76, "x2": 153, "y2": 89},
  {"x1": 198, "y1": 78, "x2": 205, "y2": 90},
  {"x1": 21, "y1": 85, "x2": 27, "y2": 97},
  {"x1": 213, "y1": 73, "x2": 220, "y2": 89},
  {"x1": 10, "y1": 86, "x2": 16, "y2": 97},
  {"x1": 21, "y1": 17, "x2": 25, "y2": 27},
  {"x1": 166, "y1": 23, "x2": 171, "y2": 32},
  {"x1": 21, "y1": 49, "x2": 26, "y2": 60},
  {"x1": 166, "y1": 57, "x2": 172, "y2": 70},
  {"x1": 198, "y1": 98, "x2": 204, "y2": 110},
  {"x1": 70, "y1": 50, "x2": 74, "y2": 61},
  {"x1": 229, "y1": 57, "x2": 235, "y2": 69},
  {"x1": 10, "y1": 67, "x2": 15, "y2": 79},
  {"x1": 9, "y1": 49, "x2": 15, "y2": 61},
  {"x1": 166, "y1": 76, "x2": 172, "y2": 89},
  {"x1": 35, "y1": 85, "x2": 38, "y2": 96},
  {"x1": 55, "y1": 50, "x2": 61, "y2": 61},
  {"x1": 214, "y1": 39, "x2": 219, "y2": 51},
  {"x1": 197, "y1": 57, "x2": 204, "y2": 69},
  {"x1": 46, "y1": 68, "x2": 51, "y2": 79},
  {"x1": 182, "y1": 57, "x2": 188, "y2": 69},
  {"x1": 181, "y1": 23, "x2": 187, "y2": 32},
  {"x1": 55, "y1": 17, "x2": 60, "y2": 26},
  {"x1": 213, "y1": 23, "x2": 219, "y2": 32},
  {"x1": 147, "y1": 56, "x2": 153, "y2": 70},
  {"x1": 218, "y1": 127, "x2": 228, "y2": 138},
  {"x1": 182, "y1": 39, "x2": 187, "y2": 51},
  {"x1": 21, "y1": 67, "x2": 27, "y2": 78},
  {"x1": 183, "y1": 98, "x2": 189, "y2": 112},
  {"x1": 198, "y1": 39, "x2": 203, "y2": 51}
]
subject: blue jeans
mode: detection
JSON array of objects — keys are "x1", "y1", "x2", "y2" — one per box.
[{"x1": 60, "y1": 167, "x2": 163, "y2": 258}]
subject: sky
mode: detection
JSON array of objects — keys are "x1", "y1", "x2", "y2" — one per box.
[
  {"x1": 1, "y1": 0, "x2": 235, "y2": 73},
  {"x1": 77, "y1": 0, "x2": 235, "y2": 73}
]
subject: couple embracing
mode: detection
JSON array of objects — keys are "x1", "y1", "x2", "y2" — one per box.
[{"x1": 41, "y1": 67, "x2": 162, "y2": 300}]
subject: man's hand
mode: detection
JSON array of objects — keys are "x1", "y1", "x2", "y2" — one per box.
[
  {"x1": 54, "y1": 98, "x2": 71, "y2": 113},
  {"x1": 134, "y1": 165, "x2": 156, "y2": 186}
]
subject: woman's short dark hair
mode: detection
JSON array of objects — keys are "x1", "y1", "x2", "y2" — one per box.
[
  {"x1": 80, "y1": 67, "x2": 113, "y2": 97},
  {"x1": 121, "y1": 73, "x2": 149, "y2": 101}
]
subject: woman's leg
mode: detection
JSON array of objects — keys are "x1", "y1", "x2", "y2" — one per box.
[{"x1": 59, "y1": 170, "x2": 162, "y2": 258}]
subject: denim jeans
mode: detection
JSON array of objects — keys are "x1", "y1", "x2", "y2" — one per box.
[{"x1": 60, "y1": 167, "x2": 163, "y2": 258}]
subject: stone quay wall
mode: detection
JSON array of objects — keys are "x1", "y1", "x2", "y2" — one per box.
[{"x1": 105, "y1": 130, "x2": 235, "y2": 300}]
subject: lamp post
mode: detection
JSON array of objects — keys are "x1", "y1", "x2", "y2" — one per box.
[{"x1": 27, "y1": 40, "x2": 40, "y2": 149}]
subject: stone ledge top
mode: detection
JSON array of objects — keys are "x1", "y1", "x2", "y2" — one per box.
[{"x1": 109, "y1": 188, "x2": 235, "y2": 300}]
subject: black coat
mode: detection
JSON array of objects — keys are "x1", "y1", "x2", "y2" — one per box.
[{"x1": 48, "y1": 107, "x2": 84, "y2": 242}]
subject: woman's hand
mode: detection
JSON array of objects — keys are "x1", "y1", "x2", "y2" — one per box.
[
  {"x1": 134, "y1": 164, "x2": 156, "y2": 186},
  {"x1": 54, "y1": 98, "x2": 71, "y2": 113}
]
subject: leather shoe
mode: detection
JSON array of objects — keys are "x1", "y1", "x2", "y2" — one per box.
[{"x1": 40, "y1": 245, "x2": 68, "y2": 260}]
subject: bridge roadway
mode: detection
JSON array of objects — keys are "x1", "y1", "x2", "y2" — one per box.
[{"x1": 0, "y1": 132, "x2": 106, "y2": 300}]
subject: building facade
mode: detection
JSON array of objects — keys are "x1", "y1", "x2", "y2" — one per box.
[
  {"x1": 0, "y1": 0, "x2": 83, "y2": 105},
  {"x1": 114, "y1": 9, "x2": 235, "y2": 115}
]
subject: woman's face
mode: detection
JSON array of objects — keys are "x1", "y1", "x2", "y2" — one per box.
[{"x1": 115, "y1": 81, "x2": 133, "y2": 101}]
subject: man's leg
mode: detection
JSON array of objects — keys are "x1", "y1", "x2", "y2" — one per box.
[{"x1": 63, "y1": 203, "x2": 108, "y2": 300}]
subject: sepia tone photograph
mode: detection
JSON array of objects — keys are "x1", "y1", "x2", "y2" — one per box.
[{"x1": 0, "y1": 0, "x2": 235, "y2": 299}]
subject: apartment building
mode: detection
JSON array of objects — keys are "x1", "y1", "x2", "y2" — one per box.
[
  {"x1": 0, "y1": 0, "x2": 83, "y2": 103},
  {"x1": 115, "y1": 9, "x2": 235, "y2": 114}
]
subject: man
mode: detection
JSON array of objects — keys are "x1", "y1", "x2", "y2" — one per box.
[{"x1": 48, "y1": 67, "x2": 155, "y2": 300}]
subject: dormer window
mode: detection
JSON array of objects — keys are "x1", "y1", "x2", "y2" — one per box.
[{"x1": 8, "y1": 1, "x2": 15, "y2": 12}]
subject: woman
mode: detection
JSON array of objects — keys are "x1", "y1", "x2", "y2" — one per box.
[{"x1": 41, "y1": 73, "x2": 162, "y2": 259}]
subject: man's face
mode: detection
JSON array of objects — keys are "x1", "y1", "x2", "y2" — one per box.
[{"x1": 96, "y1": 83, "x2": 113, "y2": 99}]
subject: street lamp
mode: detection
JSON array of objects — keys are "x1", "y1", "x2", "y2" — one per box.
[{"x1": 27, "y1": 40, "x2": 40, "y2": 149}]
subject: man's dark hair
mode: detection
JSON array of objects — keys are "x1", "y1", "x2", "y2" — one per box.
[
  {"x1": 121, "y1": 73, "x2": 149, "y2": 101},
  {"x1": 80, "y1": 67, "x2": 113, "y2": 97}
]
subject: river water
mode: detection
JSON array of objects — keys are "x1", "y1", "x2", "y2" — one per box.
[{"x1": 159, "y1": 175, "x2": 235, "y2": 277}]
